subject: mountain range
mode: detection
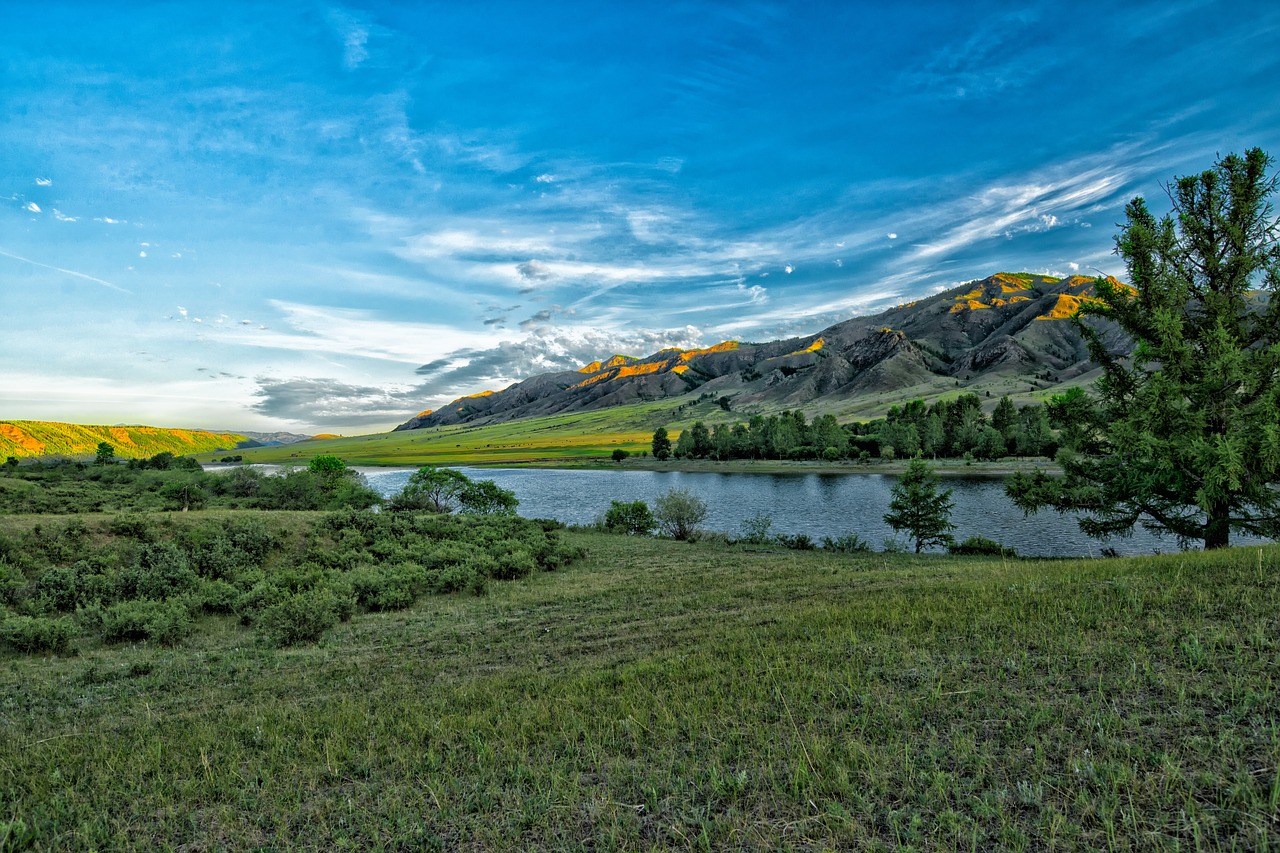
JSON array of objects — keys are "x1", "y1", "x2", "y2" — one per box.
[{"x1": 396, "y1": 273, "x2": 1131, "y2": 430}]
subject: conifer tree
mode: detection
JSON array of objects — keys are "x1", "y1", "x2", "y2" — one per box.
[
  {"x1": 1007, "y1": 148, "x2": 1280, "y2": 549},
  {"x1": 884, "y1": 459, "x2": 955, "y2": 553}
]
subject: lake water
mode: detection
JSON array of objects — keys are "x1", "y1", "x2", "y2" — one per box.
[{"x1": 354, "y1": 466, "x2": 1241, "y2": 558}]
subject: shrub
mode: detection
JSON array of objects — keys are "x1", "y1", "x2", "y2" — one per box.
[
  {"x1": 538, "y1": 539, "x2": 586, "y2": 571},
  {"x1": 1, "y1": 615, "x2": 78, "y2": 655},
  {"x1": 233, "y1": 581, "x2": 289, "y2": 626},
  {"x1": 491, "y1": 548, "x2": 537, "y2": 581},
  {"x1": 350, "y1": 563, "x2": 424, "y2": 611},
  {"x1": 117, "y1": 543, "x2": 198, "y2": 600},
  {"x1": 739, "y1": 512, "x2": 773, "y2": 544},
  {"x1": 948, "y1": 536, "x2": 1016, "y2": 557},
  {"x1": 257, "y1": 587, "x2": 342, "y2": 647},
  {"x1": 0, "y1": 560, "x2": 22, "y2": 606},
  {"x1": 822, "y1": 533, "x2": 873, "y2": 553},
  {"x1": 604, "y1": 500, "x2": 655, "y2": 536},
  {"x1": 653, "y1": 488, "x2": 708, "y2": 541},
  {"x1": 197, "y1": 578, "x2": 240, "y2": 614},
  {"x1": 101, "y1": 599, "x2": 192, "y2": 645},
  {"x1": 775, "y1": 532, "x2": 816, "y2": 550},
  {"x1": 105, "y1": 513, "x2": 155, "y2": 541}
]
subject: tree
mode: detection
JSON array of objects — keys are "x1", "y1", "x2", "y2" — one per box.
[
  {"x1": 307, "y1": 454, "x2": 347, "y2": 476},
  {"x1": 651, "y1": 427, "x2": 672, "y2": 461},
  {"x1": 1007, "y1": 148, "x2": 1280, "y2": 549},
  {"x1": 95, "y1": 442, "x2": 115, "y2": 466},
  {"x1": 393, "y1": 466, "x2": 472, "y2": 512},
  {"x1": 458, "y1": 479, "x2": 518, "y2": 515},
  {"x1": 653, "y1": 487, "x2": 708, "y2": 541},
  {"x1": 603, "y1": 500, "x2": 655, "y2": 535},
  {"x1": 611, "y1": 448, "x2": 630, "y2": 463},
  {"x1": 884, "y1": 459, "x2": 955, "y2": 553}
]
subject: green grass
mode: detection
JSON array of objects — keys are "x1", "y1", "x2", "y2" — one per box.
[
  {"x1": 209, "y1": 401, "x2": 716, "y2": 467},
  {"x1": 2, "y1": 519, "x2": 1277, "y2": 850}
]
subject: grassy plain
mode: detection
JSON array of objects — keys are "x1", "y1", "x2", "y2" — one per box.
[
  {"x1": 206, "y1": 402, "x2": 693, "y2": 468},
  {"x1": 2, "y1": 517, "x2": 1277, "y2": 850}
]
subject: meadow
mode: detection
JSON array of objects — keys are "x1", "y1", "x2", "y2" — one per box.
[
  {"x1": 1, "y1": 507, "x2": 1277, "y2": 850},
  {"x1": 212, "y1": 402, "x2": 685, "y2": 467}
]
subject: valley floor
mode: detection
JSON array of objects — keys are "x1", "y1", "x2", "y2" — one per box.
[{"x1": 2, "y1": 520, "x2": 1277, "y2": 850}]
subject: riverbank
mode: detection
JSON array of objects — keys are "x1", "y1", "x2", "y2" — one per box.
[{"x1": 483, "y1": 455, "x2": 1061, "y2": 478}]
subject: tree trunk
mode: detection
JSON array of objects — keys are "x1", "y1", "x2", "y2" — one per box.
[{"x1": 1204, "y1": 504, "x2": 1230, "y2": 550}]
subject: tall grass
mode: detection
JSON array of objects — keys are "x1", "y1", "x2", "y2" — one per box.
[{"x1": 1, "y1": 528, "x2": 1277, "y2": 850}]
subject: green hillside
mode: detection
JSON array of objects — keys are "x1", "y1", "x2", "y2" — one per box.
[{"x1": 0, "y1": 420, "x2": 246, "y2": 460}]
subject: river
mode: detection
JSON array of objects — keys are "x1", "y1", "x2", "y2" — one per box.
[{"x1": 353, "y1": 466, "x2": 1244, "y2": 558}]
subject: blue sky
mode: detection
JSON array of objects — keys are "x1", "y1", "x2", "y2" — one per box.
[{"x1": 3, "y1": 1, "x2": 1278, "y2": 434}]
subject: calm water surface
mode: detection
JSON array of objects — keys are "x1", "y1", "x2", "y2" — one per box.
[{"x1": 355, "y1": 466, "x2": 1230, "y2": 558}]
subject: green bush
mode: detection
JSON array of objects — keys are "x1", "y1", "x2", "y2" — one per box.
[
  {"x1": 739, "y1": 512, "x2": 773, "y2": 544},
  {"x1": 350, "y1": 563, "x2": 426, "y2": 611},
  {"x1": 105, "y1": 513, "x2": 155, "y2": 541},
  {"x1": 257, "y1": 587, "x2": 342, "y2": 647},
  {"x1": 197, "y1": 578, "x2": 240, "y2": 614},
  {"x1": 117, "y1": 543, "x2": 198, "y2": 600},
  {"x1": 1, "y1": 615, "x2": 78, "y2": 655},
  {"x1": 100, "y1": 599, "x2": 192, "y2": 645},
  {"x1": 821, "y1": 533, "x2": 873, "y2": 553},
  {"x1": 491, "y1": 548, "x2": 536, "y2": 580},
  {"x1": 948, "y1": 536, "x2": 1016, "y2": 557},
  {"x1": 775, "y1": 532, "x2": 816, "y2": 550},
  {"x1": 233, "y1": 581, "x2": 290, "y2": 625},
  {"x1": 654, "y1": 488, "x2": 708, "y2": 541},
  {"x1": 0, "y1": 559, "x2": 22, "y2": 606},
  {"x1": 603, "y1": 500, "x2": 655, "y2": 536}
]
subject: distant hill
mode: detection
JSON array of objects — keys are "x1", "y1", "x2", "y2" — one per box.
[
  {"x1": 396, "y1": 273, "x2": 1134, "y2": 430},
  {"x1": 0, "y1": 421, "x2": 250, "y2": 460},
  {"x1": 218, "y1": 430, "x2": 313, "y2": 447}
]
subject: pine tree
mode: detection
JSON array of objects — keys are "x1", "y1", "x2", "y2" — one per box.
[
  {"x1": 651, "y1": 427, "x2": 672, "y2": 461},
  {"x1": 884, "y1": 459, "x2": 955, "y2": 553},
  {"x1": 1007, "y1": 148, "x2": 1280, "y2": 549}
]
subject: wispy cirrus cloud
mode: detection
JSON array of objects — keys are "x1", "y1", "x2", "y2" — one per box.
[{"x1": 0, "y1": 248, "x2": 131, "y2": 294}]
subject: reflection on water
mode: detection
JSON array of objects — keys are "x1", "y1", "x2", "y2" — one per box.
[{"x1": 355, "y1": 466, "x2": 1243, "y2": 558}]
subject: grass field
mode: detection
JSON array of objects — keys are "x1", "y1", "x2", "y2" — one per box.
[
  {"x1": 2, "y1": 517, "x2": 1277, "y2": 850},
  {"x1": 206, "y1": 402, "x2": 700, "y2": 467}
]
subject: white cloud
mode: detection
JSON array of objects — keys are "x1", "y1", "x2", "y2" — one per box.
[
  {"x1": 95, "y1": 217, "x2": 126, "y2": 224},
  {"x1": 52, "y1": 209, "x2": 78, "y2": 222},
  {"x1": 177, "y1": 306, "x2": 188, "y2": 317},
  {"x1": 784, "y1": 264, "x2": 794, "y2": 274},
  {"x1": 138, "y1": 251, "x2": 147, "y2": 258},
  {"x1": 535, "y1": 173, "x2": 556, "y2": 183},
  {"x1": 887, "y1": 233, "x2": 898, "y2": 239},
  {"x1": 35, "y1": 178, "x2": 52, "y2": 186},
  {"x1": 23, "y1": 202, "x2": 41, "y2": 213},
  {"x1": 326, "y1": 8, "x2": 370, "y2": 70},
  {"x1": 1069, "y1": 262, "x2": 1080, "y2": 271},
  {"x1": 834, "y1": 259, "x2": 843, "y2": 267}
]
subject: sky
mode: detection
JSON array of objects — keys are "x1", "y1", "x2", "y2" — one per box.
[{"x1": 3, "y1": 1, "x2": 1279, "y2": 435}]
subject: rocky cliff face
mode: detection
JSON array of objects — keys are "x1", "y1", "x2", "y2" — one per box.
[{"x1": 396, "y1": 273, "x2": 1133, "y2": 430}]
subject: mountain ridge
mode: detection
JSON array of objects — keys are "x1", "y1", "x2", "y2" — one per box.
[{"x1": 397, "y1": 273, "x2": 1132, "y2": 430}]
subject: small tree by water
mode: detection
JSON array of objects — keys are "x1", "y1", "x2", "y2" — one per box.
[
  {"x1": 654, "y1": 487, "x2": 708, "y2": 541},
  {"x1": 884, "y1": 459, "x2": 955, "y2": 553}
]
